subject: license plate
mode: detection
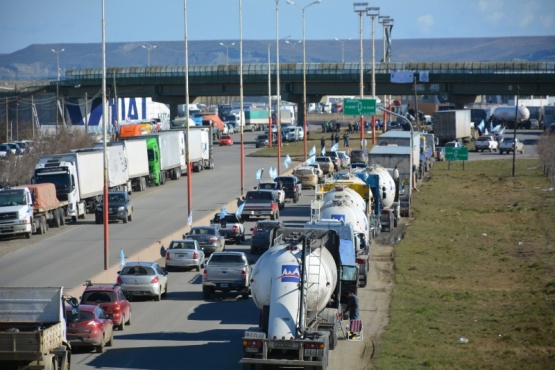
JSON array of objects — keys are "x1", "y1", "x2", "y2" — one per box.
[
  {"x1": 220, "y1": 283, "x2": 228, "y2": 288},
  {"x1": 176, "y1": 254, "x2": 185, "y2": 258},
  {"x1": 270, "y1": 341, "x2": 299, "y2": 349},
  {"x1": 245, "y1": 347, "x2": 259, "y2": 353}
]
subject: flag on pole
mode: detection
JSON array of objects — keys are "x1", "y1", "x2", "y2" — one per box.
[
  {"x1": 119, "y1": 248, "x2": 126, "y2": 269},
  {"x1": 331, "y1": 143, "x2": 339, "y2": 152},
  {"x1": 489, "y1": 120, "x2": 493, "y2": 133},
  {"x1": 320, "y1": 146, "x2": 326, "y2": 156},
  {"x1": 477, "y1": 120, "x2": 485, "y2": 133},
  {"x1": 284, "y1": 154, "x2": 292, "y2": 169},
  {"x1": 255, "y1": 168, "x2": 264, "y2": 181},
  {"x1": 309, "y1": 145, "x2": 316, "y2": 157},
  {"x1": 306, "y1": 155, "x2": 315, "y2": 165},
  {"x1": 219, "y1": 207, "x2": 227, "y2": 219},
  {"x1": 498, "y1": 127, "x2": 505, "y2": 136},
  {"x1": 270, "y1": 167, "x2": 278, "y2": 179},
  {"x1": 484, "y1": 128, "x2": 489, "y2": 135}
]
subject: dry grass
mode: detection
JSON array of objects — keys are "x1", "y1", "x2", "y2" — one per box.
[{"x1": 375, "y1": 158, "x2": 555, "y2": 369}]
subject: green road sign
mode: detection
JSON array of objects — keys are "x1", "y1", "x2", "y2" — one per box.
[
  {"x1": 343, "y1": 98, "x2": 376, "y2": 116},
  {"x1": 444, "y1": 147, "x2": 468, "y2": 161}
]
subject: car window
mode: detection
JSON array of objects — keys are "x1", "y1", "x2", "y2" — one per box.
[
  {"x1": 257, "y1": 222, "x2": 282, "y2": 231},
  {"x1": 296, "y1": 169, "x2": 314, "y2": 175},
  {"x1": 209, "y1": 254, "x2": 244, "y2": 264},
  {"x1": 259, "y1": 183, "x2": 275, "y2": 190},
  {"x1": 122, "y1": 266, "x2": 154, "y2": 275},
  {"x1": 108, "y1": 194, "x2": 124, "y2": 202},
  {"x1": 68, "y1": 310, "x2": 94, "y2": 322},
  {"x1": 82, "y1": 291, "x2": 116, "y2": 303},
  {"x1": 169, "y1": 241, "x2": 186, "y2": 249},
  {"x1": 155, "y1": 264, "x2": 164, "y2": 275},
  {"x1": 96, "y1": 307, "x2": 107, "y2": 319}
]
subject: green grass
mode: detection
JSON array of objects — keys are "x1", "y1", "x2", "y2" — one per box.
[{"x1": 375, "y1": 159, "x2": 555, "y2": 369}]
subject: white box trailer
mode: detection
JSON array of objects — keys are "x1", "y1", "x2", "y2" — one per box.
[
  {"x1": 432, "y1": 110, "x2": 472, "y2": 144},
  {"x1": 183, "y1": 126, "x2": 214, "y2": 171},
  {"x1": 94, "y1": 140, "x2": 149, "y2": 192},
  {"x1": 376, "y1": 131, "x2": 420, "y2": 174},
  {"x1": 105, "y1": 145, "x2": 130, "y2": 191}
]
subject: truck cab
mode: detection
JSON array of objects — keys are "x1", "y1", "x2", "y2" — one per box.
[{"x1": 0, "y1": 187, "x2": 33, "y2": 238}]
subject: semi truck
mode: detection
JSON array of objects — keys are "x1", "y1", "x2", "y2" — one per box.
[
  {"x1": 369, "y1": 145, "x2": 414, "y2": 218},
  {"x1": 432, "y1": 109, "x2": 472, "y2": 145},
  {"x1": 127, "y1": 131, "x2": 186, "y2": 186},
  {"x1": 244, "y1": 108, "x2": 270, "y2": 132},
  {"x1": 492, "y1": 106, "x2": 531, "y2": 129},
  {"x1": 0, "y1": 184, "x2": 68, "y2": 239},
  {"x1": 0, "y1": 287, "x2": 79, "y2": 370},
  {"x1": 355, "y1": 165, "x2": 400, "y2": 232},
  {"x1": 35, "y1": 151, "x2": 105, "y2": 222},
  {"x1": 376, "y1": 130, "x2": 423, "y2": 178},
  {"x1": 240, "y1": 228, "x2": 350, "y2": 369},
  {"x1": 184, "y1": 126, "x2": 214, "y2": 172}
]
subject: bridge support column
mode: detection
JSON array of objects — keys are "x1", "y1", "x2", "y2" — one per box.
[{"x1": 169, "y1": 104, "x2": 180, "y2": 120}]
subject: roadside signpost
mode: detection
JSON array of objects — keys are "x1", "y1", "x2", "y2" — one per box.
[
  {"x1": 444, "y1": 146, "x2": 468, "y2": 170},
  {"x1": 343, "y1": 98, "x2": 376, "y2": 116}
]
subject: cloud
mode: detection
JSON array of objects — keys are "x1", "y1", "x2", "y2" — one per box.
[
  {"x1": 539, "y1": 14, "x2": 554, "y2": 30},
  {"x1": 477, "y1": 0, "x2": 505, "y2": 23},
  {"x1": 519, "y1": 1, "x2": 541, "y2": 28},
  {"x1": 417, "y1": 14, "x2": 434, "y2": 34}
]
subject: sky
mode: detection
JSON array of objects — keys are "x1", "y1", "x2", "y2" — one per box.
[{"x1": 1, "y1": 0, "x2": 554, "y2": 54}]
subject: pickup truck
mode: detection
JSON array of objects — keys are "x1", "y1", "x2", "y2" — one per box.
[
  {"x1": 475, "y1": 135, "x2": 499, "y2": 152},
  {"x1": 210, "y1": 212, "x2": 246, "y2": 244},
  {"x1": 202, "y1": 251, "x2": 252, "y2": 299},
  {"x1": 499, "y1": 137, "x2": 524, "y2": 154},
  {"x1": 254, "y1": 182, "x2": 285, "y2": 210},
  {"x1": 274, "y1": 175, "x2": 302, "y2": 203},
  {"x1": 241, "y1": 191, "x2": 279, "y2": 221}
]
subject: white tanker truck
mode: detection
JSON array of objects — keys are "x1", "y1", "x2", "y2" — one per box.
[
  {"x1": 492, "y1": 105, "x2": 531, "y2": 129},
  {"x1": 241, "y1": 228, "x2": 351, "y2": 369}
]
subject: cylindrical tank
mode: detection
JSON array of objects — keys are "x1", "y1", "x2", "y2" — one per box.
[
  {"x1": 492, "y1": 106, "x2": 530, "y2": 122},
  {"x1": 322, "y1": 186, "x2": 366, "y2": 213},
  {"x1": 366, "y1": 165, "x2": 396, "y2": 209},
  {"x1": 320, "y1": 201, "x2": 368, "y2": 238},
  {"x1": 250, "y1": 243, "x2": 337, "y2": 339}
]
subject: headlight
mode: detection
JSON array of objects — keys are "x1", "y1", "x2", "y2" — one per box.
[{"x1": 118, "y1": 206, "x2": 125, "y2": 211}]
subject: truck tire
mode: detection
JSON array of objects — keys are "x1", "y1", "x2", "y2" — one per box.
[
  {"x1": 38, "y1": 216, "x2": 47, "y2": 235},
  {"x1": 202, "y1": 286, "x2": 212, "y2": 299},
  {"x1": 209, "y1": 159, "x2": 215, "y2": 169},
  {"x1": 53, "y1": 209, "x2": 61, "y2": 228},
  {"x1": 128, "y1": 213, "x2": 133, "y2": 222},
  {"x1": 123, "y1": 214, "x2": 128, "y2": 224},
  {"x1": 60, "y1": 211, "x2": 66, "y2": 226}
]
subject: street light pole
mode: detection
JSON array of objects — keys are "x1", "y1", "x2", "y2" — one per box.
[
  {"x1": 287, "y1": 0, "x2": 321, "y2": 161},
  {"x1": 354, "y1": 2, "x2": 368, "y2": 149},
  {"x1": 274, "y1": 0, "x2": 282, "y2": 175},
  {"x1": 285, "y1": 39, "x2": 301, "y2": 62},
  {"x1": 101, "y1": 0, "x2": 109, "y2": 270},
  {"x1": 267, "y1": 44, "x2": 273, "y2": 149},
  {"x1": 219, "y1": 42, "x2": 236, "y2": 65},
  {"x1": 51, "y1": 48, "x2": 65, "y2": 81},
  {"x1": 367, "y1": 6, "x2": 380, "y2": 145},
  {"x1": 379, "y1": 15, "x2": 390, "y2": 131},
  {"x1": 334, "y1": 37, "x2": 349, "y2": 63},
  {"x1": 142, "y1": 44, "x2": 156, "y2": 66},
  {"x1": 184, "y1": 0, "x2": 193, "y2": 229},
  {"x1": 239, "y1": 0, "x2": 245, "y2": 197}
]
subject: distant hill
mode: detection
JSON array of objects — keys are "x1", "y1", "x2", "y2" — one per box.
[{"x1": 0, "y1": 36, "x2": 553, "y2": 81}]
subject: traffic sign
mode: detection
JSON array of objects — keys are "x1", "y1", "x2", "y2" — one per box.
[
  {"x1": 444, "y1": 147, "x2": 468, "y2": 161},
  {"x1": 343, "y1": 98, "x2": 376, "y2": 116}
]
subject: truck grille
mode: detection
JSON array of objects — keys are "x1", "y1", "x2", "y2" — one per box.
[{"x1": 0, "y1": 212, "x2": 17, "y2": 221}]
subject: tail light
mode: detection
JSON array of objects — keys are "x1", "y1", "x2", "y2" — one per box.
[
  {"x1": 293, "y1": 184, "x2": 297, "y2": 191},
  {"x1": 150, "y1": 276, "x2": 159, "y2": 284},
  {"x1": 113, "y1": 303, "x2": 121, "y2": 312},
  {"x1": 203, "y1": 269, "x2": 207, "y2": 281},
  {"x1": 304, "y1": 342, "x2": 325, "y2": 349},
  {"x1": 252, "y1": 227, "x2": 258, "y2": 235},
  {"x1": 193, "y1": 251, "x2": 198, "y2": 259},
  {"x1": 241, "y1": 268, "x2": 247, "y2": 280},
  {"x1": 242, "y1": 339, "x2": 262, "y2": 347},
  {"x1": 117, "y1": 276, "x2": 123, "y2": 284},
  {"x1": 166, "y1": 252, "x2": 171, "y2": 260},
  {"x1": 86, "y1": 321, "x2": 100, "y2": 328},
  {"x1": 271, "y1": 203, "x2": 278, "y2": 210}
]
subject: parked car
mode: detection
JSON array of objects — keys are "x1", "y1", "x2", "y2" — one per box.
[
  {"x1": 337, "y1": 151, "x2": 351, "y2": 169},
  {"x1": 315, "y1": 156, "x2": 335, "y2": 174},
  {"x1": 499, "y1": 137, "x2": 524, "y2": 154},
  {"x1": 165, "y1": 239, "x2": 205, "y2": 271},
  {"x1": 183, "y1": 226, "x2": 225, "y2": 255},
  {"x1": 3, "y1": 142, "x2": 22, "y2": 155},
  {"x1": 250, "y1": 219, "x2": 284, "y2": 254},
  {"x1": 66, "y1": 304, "x2": 114, "y2": 353},
  {"x1": 349, "y1": 149, "x2": 369, "y2": 165},
  {"x1": 274, "y1": 175, "x2": 302, "y2": 203},
  {"x1": 117, "y1": 261, "x2": 169, "y2": 301},
  {"x1": 95, "y1": 191, "x2": 133, "y2": 224},
  {"x1": 0, "y1": 144, "x2": 10, "y2": 158},
  {"x1": 80, "y1": 282, "x2": 131, "y2": 331},
  {"x1": 219, "y1": 135, "x2": 233, "y2": 146},
  {"x1": 293, "y1": 166, "x2": 319, "y2": 189}
]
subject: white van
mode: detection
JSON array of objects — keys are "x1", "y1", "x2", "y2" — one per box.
[{"x1": 284, "y1": 126, "x2": 304, "y2": 142}]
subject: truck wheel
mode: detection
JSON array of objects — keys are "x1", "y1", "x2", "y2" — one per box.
[
  {"x1": 72, "y1": 216, "x2": 77, "y2": 223},
  {"x1": 53, "y1": 209, "x2": 61, "y2": 228},
  {"x1": 123, "y1": 214, "x2": 128, "y2": 224},
  {"x1": 38, "y1": 216, "x2": 47, "y2": 235},
  {"x1": 270, "y1": 212, "x2": 276, "y2": 220},
  {"x1": 60, "y1": 211, "x2": 66, "y2": 226},
  {"x1": 128, "y1": 213, "x2": 133, "y2": 222},
  {"x1": 202, "y1": 286, "x2": 211, "y2": 299},
  {"x1": 293, "y1": 195, "x2": 299, "y2": 204},
  {"x1": 95, "y1": 216, "x2": 102, "y2": 224},
  {"x1": 25, "y1": 232, "x2": 31, "y2": 239}
]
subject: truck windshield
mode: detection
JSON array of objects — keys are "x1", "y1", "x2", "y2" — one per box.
[
  {"x1": 0, "y1": 190, "x2": 26, "y2": 206},
  {"x1": 340, "y1": 265, "x2": 358, "y2": 282},
  {"x1": 35, "y1": 173, "x2": 71, "y2": 192}
]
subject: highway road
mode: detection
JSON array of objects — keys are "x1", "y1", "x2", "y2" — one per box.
[{"x1": 0, "y1": 128, "x2": 542, "y2": 370}]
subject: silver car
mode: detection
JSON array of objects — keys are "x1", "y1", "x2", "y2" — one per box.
[
  {"x1": 183, "y1": 226, "x2": 226, "y2": 256},
  {"x1": 165, "y1": 239, "x2": 205, "y2": 272},
  {"x1": 117, "y1": 261, "x2": 169, "y2": 301}
]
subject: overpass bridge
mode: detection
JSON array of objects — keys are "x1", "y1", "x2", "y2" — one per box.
[{"x1": 54, "y1": 61, "x2": 555, "y2": 120}]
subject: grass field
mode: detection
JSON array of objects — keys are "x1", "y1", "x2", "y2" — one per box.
[{"x1": 375, "y1": 158, "x2": 555, "y2": 369}]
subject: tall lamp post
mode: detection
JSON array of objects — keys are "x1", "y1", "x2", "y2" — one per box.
[
  {"x1": 184, "y1": 0, "x2": 193, "y2": 229},
  {"x1": 334, "y1": 37, "x2": 351, "y2": 63},
  {"x1": 287, "y1": 0, "x2": 321, "y2": 161},
  {"x1": 100, "y1": 0, "x2": 109, "y2": 270},
  {"x1": 142, "y1": 44, "x2": 156, "y2": 66},
  {"x1": 354, "y1": 2, "x2": 368, "y2": 149},
  {"x1": 285, "y1": 39, "x2": 301, "y2": 62},
  {"x1": 367, "y1": 6, "x2": 380, "y2": 144},
  {"x1": 239, "y1": 0, "x2": 245, "y2": 197},
  {"x1": 219, "y1": 42, "x2": 235, "y2": 65},
  {"x1": 379, "y1": 15, "x2": 390, "y2": 131},
  {"x1": 273, "y1": 0, "x2": 282, "y2": 175},
  {"x1": 51, "y1": 48, "x2": 65, "y2": 81}
]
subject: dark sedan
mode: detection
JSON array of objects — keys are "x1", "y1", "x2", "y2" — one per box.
[
  {"x1": 95, "y1": 191, "x2": 133, "y2": 224},
  {"x1": 183, "y1": 226, "x2": 225, "y2": 256}
]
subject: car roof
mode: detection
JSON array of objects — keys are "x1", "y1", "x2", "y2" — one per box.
[
  {"x1": 123, "y1": 261, "x2": 157, "y2": 267},
  {"x1": 84, "y1": 284, "x2": 120, "y2": 291},
  {"x1": 72, "y1": 304, "x2": 99, "y2": 312},
  {"x1": 192, "y1": 225, "x2": 217, "y2": 230}
]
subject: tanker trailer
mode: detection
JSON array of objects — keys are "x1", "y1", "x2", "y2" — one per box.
[
  {"x1": 241, "y1": 228, "x2": 348, "y2": 369},
  {"x1": 492, "y1": 106, "x2": 531, "y2": 129}
]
